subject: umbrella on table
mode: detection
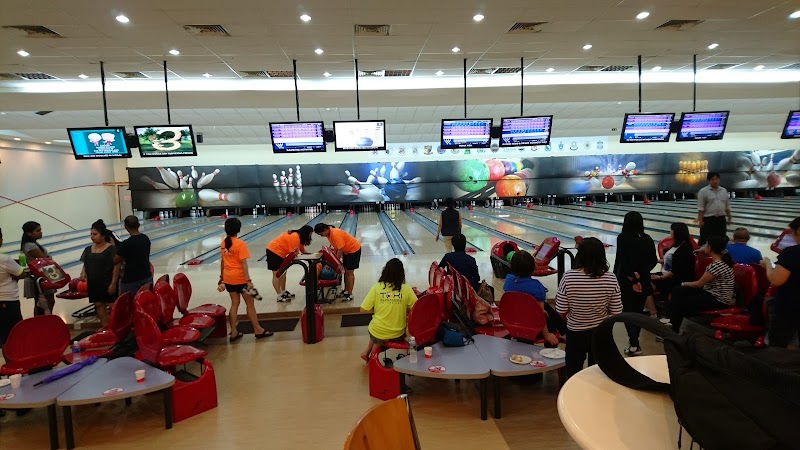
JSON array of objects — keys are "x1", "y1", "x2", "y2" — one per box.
[{"x1": 33, "y1": 356, "x2": 99, "y2": 387}]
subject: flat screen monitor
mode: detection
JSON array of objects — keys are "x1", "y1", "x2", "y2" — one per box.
[
  {"x1": 133, "y1": 125, "x2": 197, "y2": 157},
  {"x1": 676, "y1": 111, "x2": 730, "y2": 141},
  {"x1": 333, "y1": 120, "x2": 386, "y2": 151},
  {"x1": 441, "y1": 118, "x2": 493, "y2": 149},
  {"x1": 499, "y1": 116, "x2": 553, "y2": 146},
  {"x1": 620, "y1": 113, "x2": 675, "y2": 143},
  {"x1": 781, "y1": 110, "x2": 800, "y2": 139},
  {"x1": 67, "y1": 127, "x2": 131, "y2": 160},
  {"x1": 269, "y1": 122, "x2": 326, "y2": 153}
]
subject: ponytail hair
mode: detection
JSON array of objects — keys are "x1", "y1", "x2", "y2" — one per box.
[
  {"x1": 224, "y1": 218, "x2": 242, "y2": 250},
  {"x1": 21, "y1": 221, "x2": 45, "y2": 253},
  {"x1": 707, "y1": 235, "x2": 734, "y2": 267}
]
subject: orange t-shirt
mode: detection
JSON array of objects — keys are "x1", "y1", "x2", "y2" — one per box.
[
  {"x1": 221, "y1": 237, "x2": 251, "y2": 285},
  {"x1": 327, "y1": 228, "x2": 361, "y2": 254},
  {"x1": 266, "y1": 232, "x2": 305, "y2": 257}
]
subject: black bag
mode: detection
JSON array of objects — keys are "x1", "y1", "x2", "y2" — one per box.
[
  {"x1": 592, "y1": 313, "x2": 800, "y2": 450},
  {"x1": 437, "y1": 322, "x2": 466, "y2": 347}
]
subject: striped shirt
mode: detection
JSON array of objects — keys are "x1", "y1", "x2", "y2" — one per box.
[
  {"x1": 704, "y1": 260, "x2": 735, "y2": 305},
  {"x1": 555, "y1": 270, "x2": 622, "y2": 331}
]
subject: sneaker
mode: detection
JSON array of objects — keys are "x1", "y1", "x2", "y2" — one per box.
[
  {"x1": 245, "y1": 287, "x2": 262, "y2": 301},
  {"x1": 277, "y1": 293, "x2": 292, "y2": 302},
  {"x1": 342, "y1": 294, "x2": 354, "y2": 302},
  {"x1": 660, "y1": 318, "x2": 671, "y2": 325},
  {"x1": 283, "y1": 291, "x2": 296, "y2": 298},
  {"x1": 624, "y1": 346, "x2": 643, "y2": 356},
  {"x1": 655, "y1": 336, "x2": 664, "y2": 343}
]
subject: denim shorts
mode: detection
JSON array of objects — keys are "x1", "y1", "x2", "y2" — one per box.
[{"x1": 120, "y1": 277, "x2": 154, "y2": 297}]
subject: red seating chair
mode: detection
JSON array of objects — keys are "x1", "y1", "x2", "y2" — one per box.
[
  {"x1": 531, "y1": 237, "x2": 560, "y2": 277},
  {"x1": 63, "y1": 292, "x2": 135, "y2": 364},
  {"x1": 56, "y1": 278, "x2": 88, "y2": 300},
  {"x1": 432, "y1": 267, "x2": 444, "y2": 288},
  {"x1": 498, "y1": 292, "x2": 558, "y2": 344},
  {"x1": 440, "y1": 275, "x2": 454, "y2": 321},
  {"x1": 299, "y1": 246, "x2": 344, "y2": 303},
  {"x1": 155, "y1": 280, "x2": 215, "y2": 331},
  {"x1": 155, "y1": 273, "x2": 169, "y2": 286},
  {"x1": 173, "y1": 273, "x2": 227, "y2": 339},
  {"x1": 695, "y1": 256, "x2": 713, "y2": 281},
  {"x1": 750, "y1": 263, "x2": 770, "y2": 297},
  {"x1": 490, "y1": 241, "x2": 519, "y2": 279},
  {"x1": 133, "y1": 311, "x2": 207, "y2": 369},
  {"x1": 276, "y1": 250, "x2": 301, "y2": 278},
  {"x1": 1, "y1": 316, "x2": 70, "y2": 375},
  {"x1": 709, "y1": 264, "x2": 766, "y2": 344},
  {"x1": 428, "y1": 261, "x2": 438, "y2": 287},
  {"x1": 134, "y1": 289, "x2": 201, "y2": 345},
  {"x1": 702, "y1": 264, "x2": 757, "y2": 316}
]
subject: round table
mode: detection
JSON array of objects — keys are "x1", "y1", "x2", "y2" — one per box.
[{"x1": 558, "y1": 355, "x2": 683, "y2": 450}]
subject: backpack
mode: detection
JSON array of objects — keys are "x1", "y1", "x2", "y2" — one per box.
[{"x1": 592, "y1": 313, "x2": 800, "y2": 450}]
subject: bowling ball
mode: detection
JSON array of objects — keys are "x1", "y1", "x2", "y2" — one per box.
[
  {"x1": 601, "y1": 176, "x2": 615, "y2": 189},
  {"x1": 767, "y1": 171, "x2": 781, "y2": 188},
  {"x1": 502, "y1": 160, "x2": 515, "y2": 175},
  {"x1": 357, "y1": 136, "x2": 374, "y2": 147},
  {"x1": 485, "y1": 159, "x2": 506, "y2": 181},
  {"x1": 495, "y1": 175, "x2": 526, "y2": 197},
  {"x1": 586, "y1": 201, "x2": 593, "y2": 206},
  {"x1": 455, "y1": 160, "x2": 489, "y2": 192},
  {"x1": 506, "y1": 251, "x2": 516, "y2": 262},
  {"x1": 176, "y1": 189, "x2": 198, "y2": 208},
  {"x1": 383, "y1": 178, "x2": 408, "y2": 200},
  {"x1": 77, "y1": 280, "x2": 88, "y2": 293},
  {"x1": 513, "y1": 161, "x2": 523, "y2": 172}
]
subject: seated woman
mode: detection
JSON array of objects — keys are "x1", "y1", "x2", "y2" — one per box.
[
  {"x1": 651, "y1": 222, "x2": 696, "y2": 304},
  {"x1": 760, "y1": 217, "x2": 800, "y2": 348},
  {"x1": 503, "y1": 250, "x2": 565, "y2": 346},
  {"x1": 359, "y1": 258, "x2": 418, "y2": 362},
  {"x1": 667, "y1": 235, "x2": 735, "y2": 333}
]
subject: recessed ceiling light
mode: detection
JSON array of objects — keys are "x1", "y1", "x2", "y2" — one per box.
[
  {"x1": 451, "y1": 46, "x2": 460, "y2": 53},
  {"x1": 314, "y1": 48, "x2": 324, "y2": 55},
  {"x1": 545, "y1": 67, "x2": 555, "y2": 72},
  {"x1": 323, "y1": 72, "x2": 331, "y2": 77},
  {"x1": 652, "y1": 66, "x2": 662, "y2": 71},
  {"x1": 45, "y1": 141, "x2": 51, "y2": 144},
  {"x1": 169, "y1": 49, "x2": 180, "y2": 55},
  {"x1": 707, "y1": 43, "x2": 719, "y2": 50},
  {"x1": 115, "y1": 14, "x2": 129, "y2": 23},
  {"x1": 582, "y1": 44, "x2": 593, "y2": 50},
  {"x1": 636, "y1": 12, "x2": 650, "y2": 19},
  {"x1": 754, "y1": 65, "x2": 765, "y2": 70},
  {"x1": 300, "y1": 14, "x2": 311, "y2": 22},
  {"x1": 435, "y1": 70, "x2": 444, "y2": 76},
  {"x1": 13, "y1": 138, "x2": 21, "y2": 141},
  {"x1": 473, "y1": 14, "x2": 484, "y2": 22},
  {"x1": 17, "y1": 50, "x2": 29, "y2": 57},
  {"x1": 789, "y1": 10, "x2": 800, "y2": 19},
  {"x1": 78, "y1": 74, "x2": 89, "y2": 79},
  {"x1": 202, "y1": 73, "x2": 212, "y2": 77}
]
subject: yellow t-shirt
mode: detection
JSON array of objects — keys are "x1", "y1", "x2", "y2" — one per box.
[
  {"x1": 221, "y1": 237, "x2": 251, "y2": 285},
  {"x1": 361, "y1": 282, "x2": 417, "y2": 340}
]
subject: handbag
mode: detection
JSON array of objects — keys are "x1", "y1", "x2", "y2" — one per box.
[
  {"x1": 437, "y1": 322, "x2": 466, "y2": 347},
  {"x1": 592, "y1": 313, "x2": 800, "y2": 450}
]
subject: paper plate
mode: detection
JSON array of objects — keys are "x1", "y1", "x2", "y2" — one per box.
[
  {"x1": 428, "y1": 365, "x2": 446, "y2": 373},
  {"x1": 540, "y1": 348, "x2": 566, "y2": 359},
  {"x1": 509, "y1": 354, "x2": 532, "y2": 365}
]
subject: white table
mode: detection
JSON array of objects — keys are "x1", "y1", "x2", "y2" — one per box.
[{"x1": 558, "y1": 355, "x2": 686, "y2": 450}]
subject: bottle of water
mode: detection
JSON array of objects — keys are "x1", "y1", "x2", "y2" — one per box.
[
  {"x1": 72, "y1": 341, "x2": 82, "y2": 363},
  {"x1": 17, "y1": 252, "x2": 26, "y2": 268},
  {"x1": 408, "y1": 336, "x2": 417, "y2": 364}
]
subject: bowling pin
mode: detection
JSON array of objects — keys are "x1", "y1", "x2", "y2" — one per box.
[
  {"x1": 402, "y1": 177, "x2": 422, "y2": 184},
  {"x1": 188, "y1": 178, "x2": 194, "y2": 188},
  {"x1": 191, "y1": 166, "x2": 198, "y2": 179},
  {"x1": 345, "y1": 170, "x2": 361, "y2": 189},
  {"x1": 179, "y1": 176, "x2": 189, "y2": 189},
  {"x1": 736, "y1": 179, "x2": 761, "y2": 189},
  {"x1": 396, "y1": 162, "x2": 405, "y2": 174},
  {"x1": 785, "y1": 172, "x2": 800, "y2": 185},
  {"x1": 379, "y1": 164, "x2": 387, "y2": 179},
  {"x1": 197, "y1": 169, "x2": 220, "y2": 188},
  {"x1": 198, "y1": 189, "x2": 232, "y2": 202},
  {"x1": 273, "y1": 174, "x2": 279, "y2": 186},
  {"x1": 157, "y1": 167, "x2": 180, "y2": 189},
  {"x1": 280, "y1": 176, "x2": 287, "y2": 187},
  {"x1": 376, "y1": 175, "x2": 389, "y2": 187},
  {"x1": 751, "y1": 169, "x2": 768, "y2": 184},
  {"x1": 776, "y1": 149, "x2": 800, "y2": 171},
  {"x1": 765, "y1": 155, "x2": 774, "y2": 172},
  {"x1": 366, "y1": 169, "x2": 377, "y2": 184},
  {"x1": 390, "y1": 163, "x2": 400, "y2": 179},
  {"x1": 142, "y1": 176, "x2": 171, "y2": 192}
]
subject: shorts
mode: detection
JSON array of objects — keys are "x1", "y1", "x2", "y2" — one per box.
[
  {"x1": 120, "y1": 277, "x2": 153, "y2": 297},
  {"x1": 225, "y1": 283, "x2": 247, "y2": 293},
  {"x1": 266, "y1": 249, "x2": 285, "y2": 271},
  {"x1": 342, "y1": 249, "x2": 362, "y2": 270},
  {"x1": 88, "y1": 290, "x2": 118, "y2": 304},
  {"x1": 368, "y1": 330, "x2": 405, "y2": 346},
  {"x1": 0, "y1": 301, "x2": 23, "y2": 346}
]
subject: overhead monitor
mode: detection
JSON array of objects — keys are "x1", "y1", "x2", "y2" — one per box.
[
  {"x1": 441, "y1": 118, "x2": 493, "y2": 149},
  {"x1": 676, "y1": 111, "x2": 730, "y2": 142},
  {"x1": 333, "y1": 120, "x2": 386, "y2": 151},
  {"x1": 499, "y1": 116, "x2": 553, "y2": 146},
  {"x1": 620, "y1": 113, "x2": 675, "y2": 143},
  {"x1": 269, "y1": 121, "x2": 326, "y2": 153},
  {"x1": 67, "y1": 127, "x2": 131, "y2": 160},
  {"x1": 781, "y1": 110, "x2": 800, "y2": 139},
  {"x1": 133, "y1": 125, "x2": 198, "y2": 157}
]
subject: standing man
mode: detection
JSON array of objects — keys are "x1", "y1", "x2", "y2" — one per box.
[
  {"x1": 697, "y1": 172, "x2": 732, "y2": 246},
  {"x1": 314, "y1": 223, "x2": 361, "y2": 302},
  {"x1": 436, "y1": 198, "x2": 462, "y2": 252},
  {"x1": 114, "y1": 216, "x2": 152, "y2": 296}
]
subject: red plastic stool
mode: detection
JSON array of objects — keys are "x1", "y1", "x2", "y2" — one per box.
[
  {"x1": 368, "y1": 351, "x2": 401, "y2": 401},
  {"x1": 301, "y1": 305, "x2": 324, "y2": 344},
  {"x1": 171, "y1": 360, "x2": 218, "y2": 422}
]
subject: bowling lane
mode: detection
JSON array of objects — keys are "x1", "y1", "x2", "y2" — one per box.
[
  {"x1": 387, "y1": 211, "x2": 442, "y2": 255},
  {"x1": 529, "y1": 205, "x2": 671, "y2": 240},
  {"x1": 472, "y1": 207, "x2": 618, "y2": 247},
  {"x1": 414, "y1": 209, "x2": 501, "y2": 252},
  {"x1": 352, "y1": 212, "x2": 395, "y2": 258},
  {"x1": 149, "y1": 216, "x2": 278, "y2": 268},
  {"x1": 666, "y1": 199, "x2": 800, "y2": 218}
]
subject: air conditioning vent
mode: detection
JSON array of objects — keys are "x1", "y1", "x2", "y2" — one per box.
[
  {"x1": 384, "y1": 69, "x2": 412, "y2": 77},
  {"x1": 354, "y1": 25, "x2": 391, "y2": 36},
  {"x1": 2, "y1": 25, "x2": 63, "y2": 37},
  {"x1": 469, "y1": 68, "x2": 497, "y2": 75},
  {"x1": 655, "y1": 19, "x2": 704, "y2": 30},
  {"x1": 238, "y1": 70, "x2": 269, "y2": 78},
  {"x1": 576, "y1": 65, "x2": 606, "y2": 72},
  {"x1": 266, "y1": 70, "x2": 293, "y2": 78},
  {"x1": 493, "y1": 67, "x2": 522, "y2": 74},
  {"x1": 16, "y1": 72, "x2": 56, "y2": 80},
  {"x1": 705, "y1": 63, "x2": 739, "y2": 70},
  {"x1": 35, "y1": 111, "x2": 53, "y2": 116},
  {"x1": 114, "y1": 72, "x2": 149, "y2": 79},
  {"x1": 507, "y1": 22, "x2": 548, "y2": 33},
  {"x1": 0, "y1": 73, "x2": 22, "y2": 80},
  {"x1": 778, "y1": 63, "x2": 800, "y2": 70},
  {"x1": 601, "y1": 65, "x2": 633, "y2": 72},
  {"x1": 359, "y1": 70, "x2": 385, "y2": 77},
  {"x1": 183, "y1": 24, "x2": 230, "y2": 36}
]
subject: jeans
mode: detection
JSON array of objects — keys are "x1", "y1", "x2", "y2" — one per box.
[
  {"x1": 621, "y1": 289, "x2": 647, "y2": 347},
  {"x1": 565, "y1": 328, "x2": 596, "y2": 379},
  {"x1": 667, "y1": 286, "x2": 728, "y2": 332},
  {"x1": 120, "y1": 277, "x2": 154, "y2": 297}
]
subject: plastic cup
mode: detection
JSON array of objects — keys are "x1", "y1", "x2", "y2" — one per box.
[
  {"x1": 135, "y1": 369, "x2": 146, "y2": 383},
  {"x1": 424, "y1": 347, "x2": 433, "y2": 358},
  {"x1": 10, "y1": 374, "x2": 21, "y2": 389}
]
